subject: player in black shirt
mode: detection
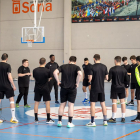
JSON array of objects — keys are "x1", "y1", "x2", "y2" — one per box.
[
  {"x1": 82, "y1": 58, "x2": 92, "y2": 103},
  {"x1": 0, "y1": 53, "x2": 18, "y2": 123},
  {"x1": 33, "y1": 58, "x2": 54, "y2": 124},
  {"x1": 127, "y1": 55, "x2": 138, "y2": 106},
  {"x1": 86, "y1": 54, "x2": 108, "y2": 127},
  {"x1": 121, "y1": 57, "x2": 130, "y2": 104},
  {"x1": 108, "y1": 56, "x2": 129, "y2": 123},
  {"x1": 53, "y1": 56, "x2": 82, "y2": 128},
  {"x1": 16, "y1": 59, "x2": 31, "y2": 108},
  {"x1": 131, "y1": 56, "x2": 140, "y2": 122},
  {"x1": 45, "y1": 54, "x2": 59, "y2": 104}
]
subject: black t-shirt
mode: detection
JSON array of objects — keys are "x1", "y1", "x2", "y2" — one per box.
[
  {"x1": 128, "y1": 63, "x2": 138, "y2": 83},
  {"x1": 33, "y1": 67, "x2": 50, "y2": 90},
  {"x1": 58, "y1": 64, "x2": 81, "y2": 89},
  {"x1": 82, "y1": 63, "x2": 92, "y2": 79},
  {"x1": 89, "y1": 63, "x2": 108, "y2": 94},
  {"x1": 0, "y1": 62, "x2": 12, "y2": 91},
  {"x1": 121, "y1": 64, "x2": 130, "y2": 82},
  {"x1": 45, "y1": 62, "x2": 59, "y2": 78},
  {"x1": 108, "y1": 66, "x2": 129, "y2": 93},
  {"x1": 18, "y1": 66, "x2": 30, "y2": 87}
]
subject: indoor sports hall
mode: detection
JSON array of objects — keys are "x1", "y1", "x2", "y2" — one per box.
[{"x1": 0, "y1": 0, "x2": 140, "y2": 140}]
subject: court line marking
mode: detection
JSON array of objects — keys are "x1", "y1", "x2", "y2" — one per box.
[
  {"x1": 30, "y1": 122, "x2": 140, "y2": 126},
  {"x1": 0, "y1": 120, "x2": 46, "y2": 131},
  {"x1": 0, "y1": 131, "x2": 84, "y2": 140},
  {"x1": 1, "y1": 102, "x2": 56, "y2": 110},
  {"x1": 113, "y1": 129, "x2": 140, "y2": 140},
  {"x1": 1, "y1": 121, "x2": 139, "y2": 129}
]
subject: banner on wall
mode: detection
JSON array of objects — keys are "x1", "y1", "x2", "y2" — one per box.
[{"x1": 72, "y1": 0, "x2": 140, "y2": 23}]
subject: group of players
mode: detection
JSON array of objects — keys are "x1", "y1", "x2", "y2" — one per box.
[{"x1": 0, "y1": 53, "x2": 140, "y2": 128}]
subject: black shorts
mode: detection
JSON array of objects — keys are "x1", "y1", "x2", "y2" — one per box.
[
  {"x1": 60, "y1": 88, "x2": 77, "y2": 103},
  {"x1": 83, "y1": 78, "x2": 90, "y2": 87},
  {"x1": 34, "y1": 88, "x2": 51, "y2": 102},
  {"x1": 110, "y1": 92, "x2": 125, "y2": 99},
  {"x1": 131, "y1": 83, "x2": 137, "y2": 89},
  {"x1": 135, "y1": 88, "x2": 140, "y2": 100},
  {"x1": 0, "y1": 89, "x2": 14, "y2": 99},
  {"x1": 90, "y1": 91, "x2": 105, "y2": 102},
  {"x1": 125, "y1": 83, "x2": 130, "y2": 88}
]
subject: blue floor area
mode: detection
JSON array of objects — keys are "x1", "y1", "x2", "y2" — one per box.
[{"x1": 0, "y1": 81, "x2": 140, "y2": 140}]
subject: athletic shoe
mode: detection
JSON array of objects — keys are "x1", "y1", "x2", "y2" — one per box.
[
  {"x1": 24, "y1": 104, "x2": 31, "y2": 108},
  {"x1": 16, "y1": 103, "x2": 19, "y2": 108},
  {"x1": 55, "y1": 101, "x2": 60, "y2": 104},
  {"x1": 131, "y1": 117, "x2": 140, "y2": 122},
  {"x1": 67, "y1": 122, "x2": 75, "y2": 128},
  {"x1": 46, "y1": 119, "x2": 55, "y2": 124},
  {"x1": 103, "y1": 121, "x2": 108, "y2": 126},
  {"x1": 86, "y1": 122, "x2": 96, "y2": 127},
  {"x1": 107, "y1": 118, "x2": 116, "y2": 123},
  {"x1": 88, "y1": 101, "x2": 90, "y2": 104},
  {"x1": 117, "y1": 100, "x2": 120, "y2": 104},
  {"x1": 121, "y1": 118, "x2": 125, "y2": 123},
  {"x1": 126, "y1": 101, "x2": 134, "y2": 106},
  {"x1": 57, "y1": 121, "x2": 62, "y2": 127},
  {"x1": 34, "y1": 120, "x2": 39, "y2": 123},
  {"x1": 10, "y1": 117, "x2": 18, "y2": 123},
  {"x1": 82, "y1": 98, "x2": 88, "y2": 103},
  {"x1": 0, "y1": 119, "x2": 3, "y2": 123}
]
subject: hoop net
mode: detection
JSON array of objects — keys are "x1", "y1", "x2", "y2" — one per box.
[{"x1": 27, "y1": 40, "x2": 34, "y2": 47}]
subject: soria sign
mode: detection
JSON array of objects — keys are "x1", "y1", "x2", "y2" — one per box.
[{"x1": 12, "y1": 0, "x2": 52, "y2": 14}]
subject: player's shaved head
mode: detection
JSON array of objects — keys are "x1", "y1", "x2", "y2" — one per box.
[{"x1": 1, "y1": 53, "x2": 8, "y2": 60}]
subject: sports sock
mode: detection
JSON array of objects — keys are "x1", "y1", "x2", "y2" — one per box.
[
  {"x1": 58, "y1": 115, "x2": 62, "y2": 121},
  {"x1": 125, "y1": 98, "x2": 128, "y2": 102},
  {"x1": 137, "y1": 112, "x2": 140, "y2": 119},
  {"x1": 131, "y1": 100, "x2": 134, "y2": 103},
  {"x1": 112, "y1": 112, "x2": 116, "y2": 119},
  {"x1": 68, "y1": 117, "x2": 73, "y2": 123},
  {"x1": 122, "y1": 113, "x2": 125, "y2": 118},
  {"x1": 103, "y1": 115, "x2": 107, "y2": 121},
  {"x1": 35, "y1": 113, "x2": 38, "y2": 121},
  {"x1": 11, "y1": 108, "x2": 15, "y2": 119},
  {"x1": 47, "y1": 113, "x2": 50, "y2": 120},
  {"x1": 91, "y1": 116, "x2": 94, "y2": 123},
  {"x1": 84, "y1": 92, "x2": 88, "y2": 99}
]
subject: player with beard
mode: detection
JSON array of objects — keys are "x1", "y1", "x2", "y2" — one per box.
[{"x1": 45, "y1": 55, "x2": 59, "y2": 104}]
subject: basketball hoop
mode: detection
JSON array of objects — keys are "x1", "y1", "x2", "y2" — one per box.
[
  {"x1": 26, "y1": 40, "x2": 34, "y2": 47},
  {"x1": 21, "y1": 0, "x2": 45, "y2": 47}
]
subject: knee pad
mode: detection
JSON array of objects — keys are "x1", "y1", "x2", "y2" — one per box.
[
  {"x1": 121, "y1": 102, "x2": 125, "y2": 104},
  {"x1": 10, "y1": 101, "x2": 14, "y2": 104},
  {"x1": 112, "y1": 103, "x2": 116, "y2": 105}
]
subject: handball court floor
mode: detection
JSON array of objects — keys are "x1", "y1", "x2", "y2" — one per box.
[{"x1": 0, "y1": 81, "x2": 140, "y2": 140}]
